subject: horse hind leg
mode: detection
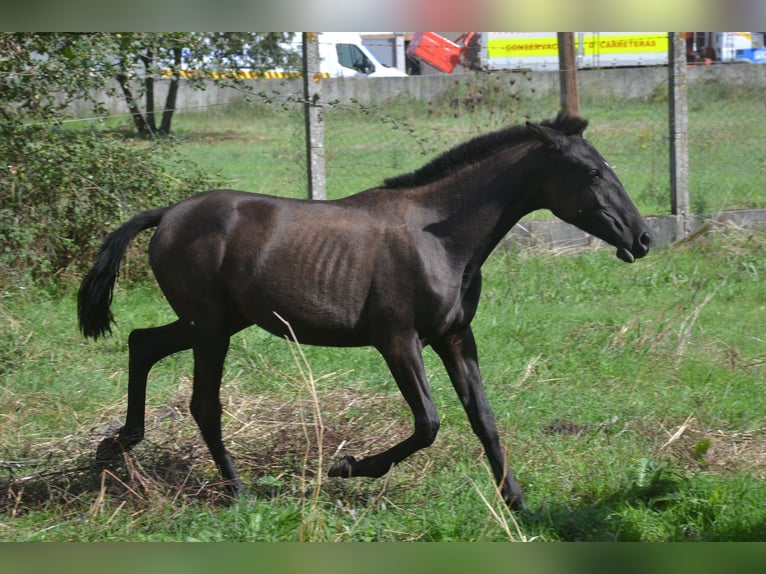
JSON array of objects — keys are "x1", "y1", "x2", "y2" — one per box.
[
  {"x1": 96, "y1": 320, "x2": 193, "y2": 462},
  {"x1": 328, "y1": 335, "x2": 440, "y2": 479}
]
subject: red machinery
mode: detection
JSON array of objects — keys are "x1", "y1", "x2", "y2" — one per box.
[{"x1": 407, "y1": 32, "x2": 475, "y2": 73}]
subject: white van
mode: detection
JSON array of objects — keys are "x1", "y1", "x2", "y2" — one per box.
[
  {"x1": 313, "y1": 32, "x2": 407, "y2": 78},
  {"x1": 171, "y1": 33, "x2": 407, "y2": 80}
]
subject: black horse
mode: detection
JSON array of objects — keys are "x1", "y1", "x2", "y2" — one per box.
[{"x1": 78, "y1": 114, "x2": 650, "y2": 511}]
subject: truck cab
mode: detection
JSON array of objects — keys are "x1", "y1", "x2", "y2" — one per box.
[{"x1": 316, "y1": 33, "x2": 407, "y2": 77}]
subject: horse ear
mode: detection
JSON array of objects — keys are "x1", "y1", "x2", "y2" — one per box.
[{"x1": 526, "y1": 122, "x2": 565, "y2": 151}]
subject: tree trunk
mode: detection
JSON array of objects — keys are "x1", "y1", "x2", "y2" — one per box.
[
  {"x1": 116, "y1": 72, "x2": 150, "y2": 136},
  {"x1": 160, "y1": 46, "x2": 183, "y2": 135},
  {"x1": 160, "y1": 79, "x2": 179, "y2": 135},
  {"x1": 141, "y1": 51, "x2": 157, "y2": 134}
]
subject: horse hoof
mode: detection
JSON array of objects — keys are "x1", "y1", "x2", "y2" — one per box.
[
  {"x1": 224, "y1": 479, "x2": 245, "y2": 497},
  {"x1": 328, "y1": 455, "x2": 356, "y2": 478},
  {"x1": 95, "y1": 436, "x2": 124, "y2": 463},
  {"x1": 505, "y1": 494, "x2": 532, "y2": 517}
]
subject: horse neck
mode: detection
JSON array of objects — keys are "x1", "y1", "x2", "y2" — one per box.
[{"x1": 418, "y1": 143, "x2": 543, "y2": 265}]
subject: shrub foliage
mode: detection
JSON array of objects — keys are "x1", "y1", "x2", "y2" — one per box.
[{"x1": 0, "y1": 126, "x2": 212, "y2": 287}]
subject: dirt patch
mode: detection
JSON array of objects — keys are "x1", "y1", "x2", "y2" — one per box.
[
  {"x1": 545, "y1": 416, "x2": 620, "y2": 437},
  {"x1": 649, "y1": 415, "x2": 766, "y2": 478},
  {"x1": 540, "y1": 413, "x2": 766, "y2": 478},
  {"x1": 0, "y1": 384, "x2": 413, "y2": 514}
]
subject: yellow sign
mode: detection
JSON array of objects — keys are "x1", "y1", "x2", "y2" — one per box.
[
  {"x1": 488, "y1": 37, "x2": 559, "y2": 58},
  {"x1": 488, "y1": 33, "x2": 668, "y2": 59},
  {"x1": 580, "y1": 34, "x2": 668, "y2": 55}
]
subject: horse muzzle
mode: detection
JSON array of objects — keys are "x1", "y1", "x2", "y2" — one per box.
[{"x1": 616, "y1": 230, "x2": 651, "y2": 263}]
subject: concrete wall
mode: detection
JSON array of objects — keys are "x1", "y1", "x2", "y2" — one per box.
[
  {"x1": 70, "y1": 63, "x2": 766, "y2": 117},
  {"x1": 68, "y1": 64, "x2": 766, "y2": 250},
  {"x1": 508, "y1": 208, "x2": 766, "y2": 251}
]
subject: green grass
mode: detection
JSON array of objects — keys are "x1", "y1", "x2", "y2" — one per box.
[
  {"x1": 1, "y1": 90, "x2": 765, "y2": 541},
  {"x1": 155, "y1": 81, "x2": 764, "y2": 217},
  {"x1": 2, "y1": 224, "x2": 765, "y2": 541}
]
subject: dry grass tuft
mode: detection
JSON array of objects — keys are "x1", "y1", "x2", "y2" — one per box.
[
  {"x1": 1, "y1": 379, "x2": 412, "y2": 515},
  {"x1": 651, "y1": 415, "x2": 766, "y2": 478}
]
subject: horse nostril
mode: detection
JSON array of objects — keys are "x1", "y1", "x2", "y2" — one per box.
[{"x1": 639, "y1": 231, "x2": 651, "y2": 248}]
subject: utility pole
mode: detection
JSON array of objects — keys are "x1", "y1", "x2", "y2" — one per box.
[
  {"x1": 557, "y1": 32, "x2": 580, "y2": 116},
  {"x1": 668, "y1": 32, "x2": 690, "y2": 239},
  {"x1": 303, "y1": 32, "x2": 326, "y2": 200}
]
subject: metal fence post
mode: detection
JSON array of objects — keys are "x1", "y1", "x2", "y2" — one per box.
[
  {"x1": 668, "y1": 32, "x2": 690, "y2": 239},
  {"x1": 303, "y1": 32, "x2": 326, "y2": 200}
]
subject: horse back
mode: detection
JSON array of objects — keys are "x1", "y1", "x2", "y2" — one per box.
[
  {"x1": 148, "y1": 190, "x2": 392, "y2": 343},
  {"x1": 147, "y1": 188, "x2": 468, "y2": 346}
]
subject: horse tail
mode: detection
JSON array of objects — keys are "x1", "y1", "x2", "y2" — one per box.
[{"x1": 78, "y1": 207, "x2": 169, "y2": 339}]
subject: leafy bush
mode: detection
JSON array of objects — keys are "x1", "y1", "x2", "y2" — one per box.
[{"x1": 0, "y1": 125, "x2": 214, "y2": 288}]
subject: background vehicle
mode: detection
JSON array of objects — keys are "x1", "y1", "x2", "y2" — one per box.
[
  {"x1": 170, "y1": 32, "x2": 407, "y2": 79},
  {"x1": 407, "y1": 32, "x2": 766, "y2": 72},
  {"x1": 688, "y1": 32, "x2": 766, "y2": 63},
  {"x1": 408, "y1": 32, "x2": 669, "y2": 71},
  {"x1": 302, "y1": 32, "x2": 407, "y2": 78}
]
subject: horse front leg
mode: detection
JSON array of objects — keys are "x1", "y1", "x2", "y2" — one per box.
[
  {"x1": 328, "y1": 335, "x2": 440, "y2": 479},
  {"x1": 96, "y1": 321, "x2": 192, "y2": 462},
  {"x1": 431, "y1": 327, "x2": 526, "y2": 513}
]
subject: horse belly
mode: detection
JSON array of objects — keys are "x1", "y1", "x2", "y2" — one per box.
[
  {"x1": 249, "y1": 283, "x2": 369, "y2": 342},
  {"x1": 231, "y1": 232, "x2": 376, "y2": 346}
]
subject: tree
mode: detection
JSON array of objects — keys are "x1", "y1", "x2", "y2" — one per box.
[
  {"x1": 0, "y1": 32, "x2": 300, "y2": 136},
  {"x1": 0, "y1": 33, "x2": 119, "y2": 131},
  {"x1": 109, "y1": 32, "x2": 300, "y2": 136},
  {"x1": 0, "y1": 33, "x2": 299, "y2": 284},
  {"x1": 1, "y1": 33, "x2": 253, "y2": 284}
]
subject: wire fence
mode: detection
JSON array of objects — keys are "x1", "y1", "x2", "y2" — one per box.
[
  {"x1": 70, "y1": 58, "x2": 766, "y2": 218},
  {"x1": 6, "y1": 38, "x2": 764, "y2": 286},
  {"x1": 301, "y1": 65, "x2": 765, "y2": 218}
]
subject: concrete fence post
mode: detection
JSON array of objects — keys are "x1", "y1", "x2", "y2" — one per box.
[
  {"x1": 668, "y1": 32, "x2": 690, "y2": 239},
  {"x1": 303, "y1": 32, "x2": 326, "y2": 200}
]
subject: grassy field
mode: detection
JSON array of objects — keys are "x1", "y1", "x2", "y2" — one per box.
[
  {"x1": 2, "y1": 222, "x2": 765, "y2": 541},
  {"x1": 1, "y1": 91, "x2": 765, "y2": 541},
  {"x1": 162, "y1": 79, "x2": 765, "y2": 217}
]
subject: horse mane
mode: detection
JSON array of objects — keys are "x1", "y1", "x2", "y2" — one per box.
[{"x1": 383, "y1": 113, "x2": 589, "y2": 189}]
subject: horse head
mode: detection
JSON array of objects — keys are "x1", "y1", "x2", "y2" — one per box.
[{"x1": 527, "y1": 116, "x2": 651, "y2": 263}]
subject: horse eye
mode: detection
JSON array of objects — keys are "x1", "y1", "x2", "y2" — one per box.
[{"x1": 587, "y1": 169, "x2": 601, "y2": 180}]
